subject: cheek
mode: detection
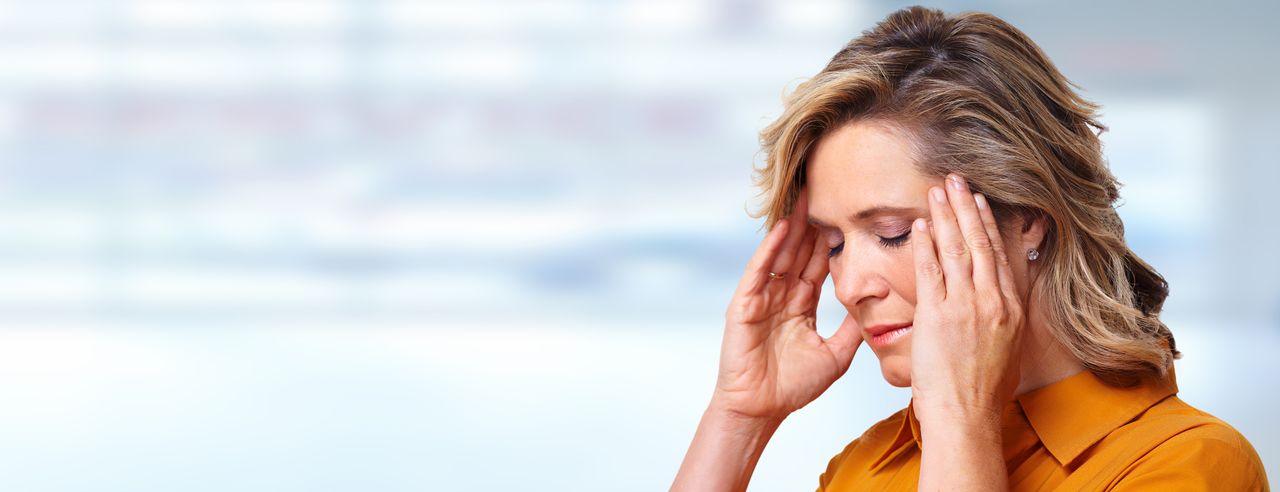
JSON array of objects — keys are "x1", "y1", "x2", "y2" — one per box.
[{"x1": 888, "y1": 248, "x2": 918, "y2": 305}]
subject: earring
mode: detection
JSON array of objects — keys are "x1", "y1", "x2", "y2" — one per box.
[{"x1": 1027, "y1": 248, "x2": 1040, "y2": 261}]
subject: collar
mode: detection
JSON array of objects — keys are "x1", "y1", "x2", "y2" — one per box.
[
  {"x1": 869, "y1": 367, "x2": 1178, "y2": 471},
  {"x1": 1017, "y1": 367, "x2": 1178, "y2": 466}
]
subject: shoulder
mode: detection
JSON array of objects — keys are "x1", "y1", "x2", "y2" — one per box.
[
  {"x1": 1110, "y1": 396, "x2": 1268, "y2": 490},
  {"x1": 817, "y1": 407, "x2": 909, "y2": 490}
]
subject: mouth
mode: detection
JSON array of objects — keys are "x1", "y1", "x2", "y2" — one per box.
[{"x1": 864, "y1": 322, "x2": 913, "y2": 349}]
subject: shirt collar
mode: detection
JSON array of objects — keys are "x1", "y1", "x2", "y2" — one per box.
[
  {"x1": 1017, "y1": 367, "x2": 1178, "y2": 466},
  {"x1": 869, "y1": 367, "x2": 1178, "y2": 472},
  {"x1": 868, "y1": 403, "x2": 921, "y2": 472}
]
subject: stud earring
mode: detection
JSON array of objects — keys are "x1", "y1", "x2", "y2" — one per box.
[{"x1": 1027, "y1": 248, "x2": 1040, "y2": 261}]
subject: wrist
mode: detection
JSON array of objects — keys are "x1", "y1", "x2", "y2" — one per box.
[
  {"x1": 670, "y1": 397, "x2": 785, "y2": 492},
  {"x1": 916, "y1": 406, "x2": 1009, "y2": 492},
  {"x1": 705, "y1": 396, "x2": 787, "y2": 434},
  {"x1": 915, "y1": 400, "x2": 1004, "y2": 444},
  {"x1": 911, "y1": 386, "x2": 1004, "y2": 420}
]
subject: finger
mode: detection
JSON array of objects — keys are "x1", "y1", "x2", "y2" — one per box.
[
  {"x1": 780, "y1": 226, "x2": 820, "y2": 315},
  {"x1": 733, "y1": 219, "x2": 790, "y2": 299},
  {"x1": 763, "y1": 232, "x2": 809, "y2": 303},
  {"x1": 911, "y1": 217, "x2": 945, "y2": 304},
  {"x1": 785, "y1": 229, "x2": 830, "y2": 315},
  {"x1": 790, "y1": 224, "x2": 819, "y2": 277},
  {"x1": 945, "y1": 175, "x2": 998, "y2": 294},
  {"x1": 974, "y1": 193, "x2": 1019, "y2": 304},
  {"x1": 798, "y1": 226, "x2": 830, "y2": 285},
  {"x1": 767, "y1": 191, "x2": 810, "y2": 277},
  {"x1": 824, "y1": 313, "x2": 865, "y2": 374},
  {"x1": 928, "y1": 183, "x2": 973, "y2": 293}
]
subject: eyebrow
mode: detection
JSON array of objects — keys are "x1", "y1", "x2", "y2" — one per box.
[{"x1": 807, "y1": 206, "x2": 926, "y2": 228}]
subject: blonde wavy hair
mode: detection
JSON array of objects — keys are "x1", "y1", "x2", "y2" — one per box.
[{"x1": 752, "y1": 6, "x2": 1178, "y2": 387}]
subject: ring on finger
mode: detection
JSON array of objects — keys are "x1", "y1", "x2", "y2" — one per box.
[{"x1": 768, "y1": 271, "x2": 787, "y2": 280}]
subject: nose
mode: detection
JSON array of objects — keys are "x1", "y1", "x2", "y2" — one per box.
[{"x1": 831, "y1": 248, "x2": 892, "y2": 309}]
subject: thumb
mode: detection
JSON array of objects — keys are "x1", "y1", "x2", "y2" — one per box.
[{"x1": 825, "y1": 313, "x2": 864, "y2": 373}]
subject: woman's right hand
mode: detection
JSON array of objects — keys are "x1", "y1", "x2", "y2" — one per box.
[{"x1": 711, "y1": 190, "x2": 864, "y2": 423}]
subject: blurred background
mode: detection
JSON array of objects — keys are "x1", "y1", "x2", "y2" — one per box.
[{"x1": 0, "y1": 0, "x2": 1276, "y2": 490}]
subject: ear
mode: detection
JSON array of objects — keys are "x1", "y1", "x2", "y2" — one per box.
[{"x1": 1019, "y1": 211, "x2": 1048, "y2": 258}]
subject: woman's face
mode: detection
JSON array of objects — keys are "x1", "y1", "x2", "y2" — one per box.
[{"x1": 804, "y1": 121, "x2": 948, "y2": 387}]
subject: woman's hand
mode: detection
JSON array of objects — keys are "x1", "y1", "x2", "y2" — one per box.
[
  {"x1": 909, "y1": 174, "x2": 1025, "y2": 421},
  {"x1": 711, "y1": 191, "x2": 864, "y2": 423},
  {"x1": 910, "y1": 175, "x2": 1025, "y2": 491},
  {"x1": 671, "y1": 191, "x2": 862, "y2": 492}
]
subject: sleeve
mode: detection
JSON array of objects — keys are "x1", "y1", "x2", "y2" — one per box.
[{"x1": 1109, "y1": 424, "x2": 1270, "y2": 491}]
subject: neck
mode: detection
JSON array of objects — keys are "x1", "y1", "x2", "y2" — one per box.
[{"x1": 1014, "y1": 305, "x2": 1085, "y2": 396}]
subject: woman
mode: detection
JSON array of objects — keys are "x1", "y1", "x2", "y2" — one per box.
[{"x1": 671, "y1": 6, "x2": 1267, "y2": 491}]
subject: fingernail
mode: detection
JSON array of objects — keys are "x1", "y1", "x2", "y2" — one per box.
[
  {"x1": 975, "y1": 193, "x2": 988, "y2": 210},
  {"x1": 914, "y1": 218, "x2": 927, "y2": 231},
  {"x1": 930, "y1": 187, "x2": 946, "y2": 203},
  {"x1": 948, "y1": 174, "x2": 965, "y2": 191}
]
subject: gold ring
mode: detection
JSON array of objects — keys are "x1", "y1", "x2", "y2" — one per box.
[{"x1": 768, "y1": 271, "x2": 786, "y2": 279}]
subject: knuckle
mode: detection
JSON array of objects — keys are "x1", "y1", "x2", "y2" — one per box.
[
  {"x1": 972, "y1": 295, "x2": 1003, "y2": 321},
  {"x1": 965, "y1": 231, "x2": 993, "y2": 250},
  {"x1": 941, "y1": 242, "x2": 969, "y2": 258},
  {"x1": 1001, "y1": 302, "x2": 1022, "y2": 323},
  {"x1": 977, "y1": 302, "x2": 998, "y2": 320},
  {"x1": 988, "y1": 304, "x2": 1008, "y2": 325},
  {"x1": 1009, "y1": 303, "x2": 1024, "y2": 321},
  {"x1": 919, "y1": 259, "x2": 944, "y2": 277},
  {"x1": 725, "y1": 302, "x2": 745, "y2": 322}
]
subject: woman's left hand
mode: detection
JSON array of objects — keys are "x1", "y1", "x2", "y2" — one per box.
[{"x1": 908, "y1": 174, "x2": 1025, "y2": 424}]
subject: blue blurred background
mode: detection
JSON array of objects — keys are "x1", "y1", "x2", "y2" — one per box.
[{"x1": 0, "y1": 1, "x2": 1276, "y2": 490}]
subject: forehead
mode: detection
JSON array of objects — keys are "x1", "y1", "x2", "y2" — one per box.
[{"x1": 805, "y1": 121, "x2": 933, "y2": 224}]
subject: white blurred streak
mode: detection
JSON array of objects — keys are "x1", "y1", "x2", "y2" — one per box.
[
  {"x1": 376, "y1": 206, "x2": 594, "y2": 249},
  {"x1": 116, "y1": 45, "x2": 345, "y2": 89},
  {"x1": 0, "y1": 329, "x2": 187, "y2": 423},
  {"x1": 0, "y1": 43, "x2": 106, "y2": 85},
  {"x1": 771, "y1": 0, "x2": 859, "y2": 30},
  {"x1": 617, "y1": 1, "x2": 713, "y2": 32},
  {"x1": 124, "y1": 0, "x2": 345, "y2": 29},
  {"x1": 0, "y1": 209, "x2": 99, "y2": 247},
  {"x1": 381, "y1": 0, "x2": 588, "y2": 32},
  {"x1": 122, "y1": 267, "x2": 347, "y2": 306},
  {"x1": 0, "y1": 266, "x2": 97, "y2": 305},
  {"x1": 378, "y1": 44, "x2": 535, "y2": 87},
  {"x1": 0, "y1": 1, "x2": 103, "y2": 32},
  {"x1": 368, "y1": 271, "x2": 523, "y2": 310}
]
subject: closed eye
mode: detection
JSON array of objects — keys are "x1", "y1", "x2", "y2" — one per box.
[
  {"x1": 828, "y1": 231, "x2": 911, "y2": 258},
  {"x1": 878, "y1": 230, "x2": 911, "y2": 248}
]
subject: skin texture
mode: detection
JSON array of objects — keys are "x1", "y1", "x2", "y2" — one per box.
[{"x1": 671, "y1": 121, "x2": 1085, "y2": 491}]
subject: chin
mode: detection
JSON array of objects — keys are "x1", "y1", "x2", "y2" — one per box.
[{"x1": 878, "y1": 355, "x2": 912, "y2": 387}]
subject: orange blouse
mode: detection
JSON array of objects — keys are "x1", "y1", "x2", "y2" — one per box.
[{"x1": 817, "y1": 368, "x2": 1269, "y2": 490}]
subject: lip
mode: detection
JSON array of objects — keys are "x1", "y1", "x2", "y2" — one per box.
[{"x1": 864, "y1": 322, "x2": 913, "y2": 348}]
